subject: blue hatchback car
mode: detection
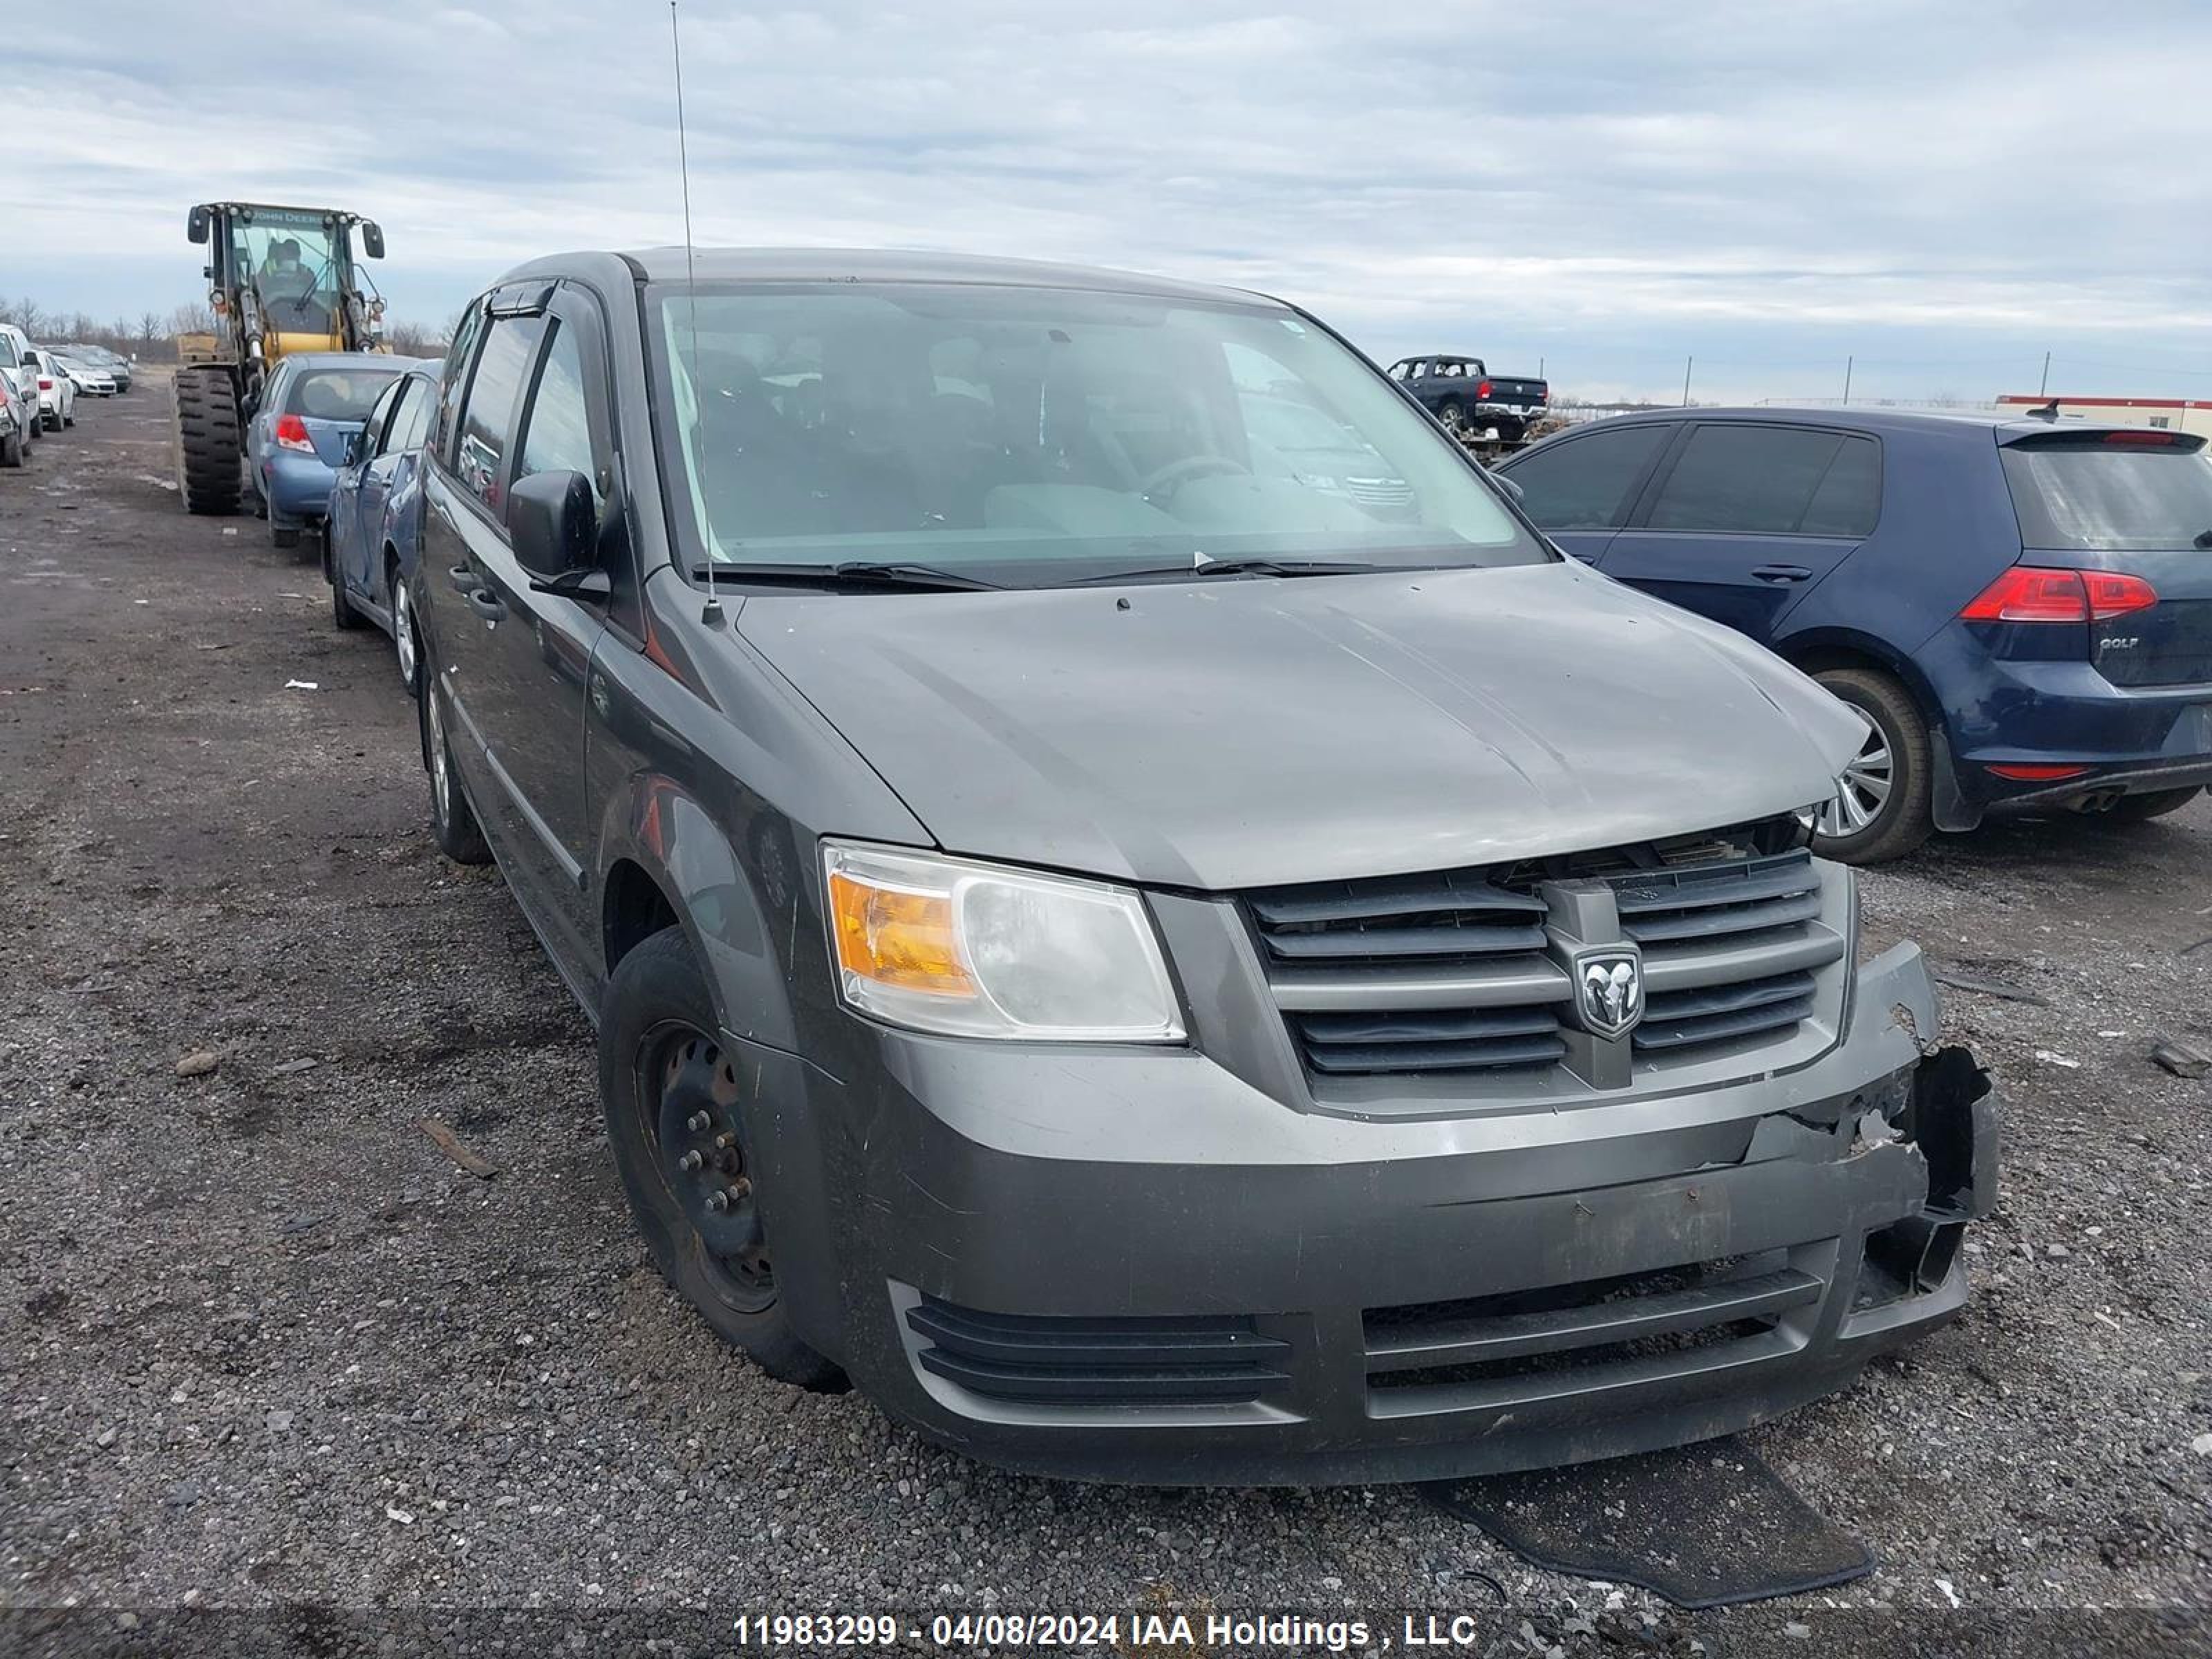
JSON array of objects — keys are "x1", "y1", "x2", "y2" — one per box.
[
  {"x1": 1497, "y1": 407, "x2": 2212, "y2": 861},
  {"x1": 245, "y1": 352, "x2": 431, "y2": 550},
  {"x1": 326, "y1": 362, "x2": 441, "y2": 691}
]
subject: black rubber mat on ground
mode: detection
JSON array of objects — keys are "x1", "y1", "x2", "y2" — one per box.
[{"x1": 1419, "y1": 1440, "x2": 1874, "y2": 1609}]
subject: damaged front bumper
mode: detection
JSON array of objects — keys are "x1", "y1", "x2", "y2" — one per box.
[{"x1": 754, "y1": 943, "x2": 1996, "y2": 1486}]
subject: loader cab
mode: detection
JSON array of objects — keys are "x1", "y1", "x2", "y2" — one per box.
[
  {"x1": 187, "y1": 203, "x2": 386, "y2": 355},
  {"x1": 173, "y1": 200, "x2": 388, "y2": 518}
]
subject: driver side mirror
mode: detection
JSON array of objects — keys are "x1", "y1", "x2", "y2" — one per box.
[
  {"x1": 360, "y1": 221, "x2": 385, "y2": 260},
  {"x1": 341, "y1": 430, "x2": 366, "y2": 468},
  {"x1": 508, "y1": 469, "x2": 597, "y2": 580},
  {"x1": 1492, "y1": 472, "x2": 1525, "y2": 502},
  {"x1": 187, "y1": 206, "x2": 209, "y2": 245}
]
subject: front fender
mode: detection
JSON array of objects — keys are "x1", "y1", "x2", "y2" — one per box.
[{"x1": 594, "y1": 775, "x2": 805, "y2": 1055}]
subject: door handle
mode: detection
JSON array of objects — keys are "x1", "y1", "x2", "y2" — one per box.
[{"x1": 1752, "y1": 563, "x2": 1814, "y2": 583}]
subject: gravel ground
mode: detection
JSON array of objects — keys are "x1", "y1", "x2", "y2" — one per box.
[{"x1": 1, "y1": 381, "x2": 2208, "y2": 1649}]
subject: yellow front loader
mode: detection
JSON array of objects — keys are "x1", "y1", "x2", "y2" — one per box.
[{"x1": 172, "y1": 201, "x2": 388, "y2": 515}]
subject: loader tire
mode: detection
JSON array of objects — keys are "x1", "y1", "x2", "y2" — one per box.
[{"x1": 174, "y1": 366, "x2": 242, "y2": 516}]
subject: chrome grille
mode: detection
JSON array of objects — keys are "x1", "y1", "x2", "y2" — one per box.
[
  {"x1": 1343, "y1": 476, "x2": 1415, "y2": 512},
  {"x1": 1251, "y1": 873, "x2": 1566, "y2": 1075},
  {"x1": 1637, "y1": 971, "x2": 1817, "y2": 1053},
  {"x1": 1246, "y1": 821, "x2": 1848, "y2": 1088}
]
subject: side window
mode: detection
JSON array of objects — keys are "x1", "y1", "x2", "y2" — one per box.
[
  {"x1": 1798, "y1": 435, "x2": 1882, "y2": 536},
  {"x1": 1507, "y1": 424, "x2": 1671, "y2": 529},
  {"x1": 393, "y1": 380, "x2": 434, "y2": 452},
  {"x1": 362, "y1": 378, "x2": 406, "y2": 454},
  {"x1": 433, "y1": 300, "x2": 488, "y2": 463},
  {"x1": 514, "y1": 321, "x2": 601, "y2": 510},
  {"x1": 377, "y1": 380, "x2": 427, "y2": 455},
  {"x1": 1647, "y1": 425, "x2": 1850, "y2": 535},
  {"x1": 453, "y1": 315, "x2": 547, "y2": 510}
]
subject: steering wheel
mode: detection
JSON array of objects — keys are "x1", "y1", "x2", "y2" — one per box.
[{"x1": 1138, "y1": 453, "x2": 1249, "y2": 500}]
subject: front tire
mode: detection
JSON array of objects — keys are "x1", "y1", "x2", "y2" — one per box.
[
  {"x1": 1811, "y1": 668, "x2": 1934, "y2": 864},
  {"x1": 598, "y1": 927, "x2": 843, "y2": 1390},
  {"x1": 0, "y1": 429, "x2": 21, "y2": 469},
  {"x1": 420, "y1": 677, "x2": 491, "y2": 865},
  {"x1": 174, "y1": 366, "x2": 241, "y2": 515}
]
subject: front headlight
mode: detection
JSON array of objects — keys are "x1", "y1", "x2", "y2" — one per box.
[{"x1": 822, "y1": 841, "x2": 1185, "y2": 1042}]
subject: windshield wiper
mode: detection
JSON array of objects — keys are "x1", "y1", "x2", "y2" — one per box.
[
  {"x1": 1073, "y1": 557, "x2": 1387, "y2": 585},
  {"x1": 691, "y1": 561, "x2": 1001, "y2": 592}
]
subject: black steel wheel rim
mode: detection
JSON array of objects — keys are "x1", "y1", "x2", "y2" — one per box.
[{"x1": 636, "y1": 1020, "x2": 775, "y2": 1309}]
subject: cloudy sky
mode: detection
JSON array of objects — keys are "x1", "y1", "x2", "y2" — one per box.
[{"x1": 10, "y1": 1, "x2": 2210, "y2": 403}]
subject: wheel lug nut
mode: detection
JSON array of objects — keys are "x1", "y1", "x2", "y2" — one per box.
[
  {"x1": 678, "y1": 1150, "x2": 704, "y2": 1172},
  {"x1": 729, "y1": 1175, "x2": 752, "y2": 1199},
  {"x1": 705, "y1": 1190, "x2": 729, "y2": 1212},
  {"x1": 686, "y1": 1111, "x2": 711, "y2": 1133},
  {"x1": 714, "y1": 1132, "x2": 736, "y2": 1150}
]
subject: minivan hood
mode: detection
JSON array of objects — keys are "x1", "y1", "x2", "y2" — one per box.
[{"x1": 740, "y1": 561, "x2": 1867, "y2": 890}]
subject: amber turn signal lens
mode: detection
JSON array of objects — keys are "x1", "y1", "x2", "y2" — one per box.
[{"x1": 828, "y1": 870, "x2": 973, "y2": 998}]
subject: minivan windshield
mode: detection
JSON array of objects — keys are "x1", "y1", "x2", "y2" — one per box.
[
  {"x1": 2003, "y1": 434, "x2": 2212, "y2": 552},
  {"x1": 648, "y1": 283, "x2": 1548, "y2": 585}
]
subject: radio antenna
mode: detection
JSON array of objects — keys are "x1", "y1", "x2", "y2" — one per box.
[{"x1": 669, "y1": 0, "x2": 724, "y2": 623}]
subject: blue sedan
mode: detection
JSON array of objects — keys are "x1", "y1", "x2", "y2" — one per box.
[
  {"x1": 1497, "y1": 406, "x2": 2212, "y2": 861},
  {"x1": 245, "y1": 353, "x2": 431, "y2": 550},
  {"x1": 325, "y1": 362, "x2": 441, "y2": 691}
]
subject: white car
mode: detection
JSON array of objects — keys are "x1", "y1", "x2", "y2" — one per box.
[
  {"x1": 24, "y1": 348, "x2": 76, "y2": 430},
  {"x1": 68, "y1": 344, "x2": 131, "y2": 393},
  {"x1": 0, "y1": 324, "x2": 43, "y2": 445},
  {"x1": 54, "y1": 354, "x2": 113, "y2": 397},
  {"x1": 0, "y1": 373, "x2": 25, "y2": 467}
]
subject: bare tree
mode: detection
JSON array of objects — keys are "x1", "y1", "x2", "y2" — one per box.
[
  {"x1": 169, "y1": 301, "x2": 216, "y2": 337},
  {"x1": 9, "y1": 297, "x2": 44, "y2": 335},
  {"x1": 384, "y1": 319, "x2": 446, "y2": 356},
  {"x1": 138, "y1": 312, "x2": 164, "y2": 346}
]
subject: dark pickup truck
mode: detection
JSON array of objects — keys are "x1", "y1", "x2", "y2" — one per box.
[{"x1": 1387, "y1": 355, "x2": 1549, "y2": 441}]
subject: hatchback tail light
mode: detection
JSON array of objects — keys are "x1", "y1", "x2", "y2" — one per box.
[
  {"x1": 37, "y1": 376, "x2": 53, "y2": 391},
  {"x1": 1960, "y1": 565, "x2": 2157, "y2": 624},
  {"x1": 274, "y1": 413, "x2": 315, "y2": 453}
]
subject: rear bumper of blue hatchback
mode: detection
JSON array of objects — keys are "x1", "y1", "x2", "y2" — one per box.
[
  {"x1": 1923, "y1": 632, "x2": 2212, "y2": 825},
  {"x1": 745, "y1": 944, "x2": 1995, "y2": 1485},
  {"x1": 260, "y1": 451, "x2": 341, "y2": 529}
]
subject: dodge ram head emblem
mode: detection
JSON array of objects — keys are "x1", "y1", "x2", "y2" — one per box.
[{"x1": 1574, "y1": 948, "x2": 1644, "y2": 1038}]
